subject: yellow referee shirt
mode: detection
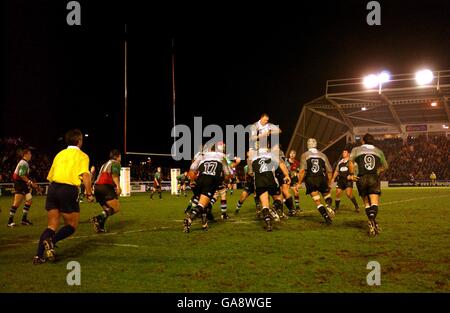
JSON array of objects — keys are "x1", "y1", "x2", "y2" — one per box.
[{"x1": 47, "y1": 146, "x2": 90, "y2": 186}]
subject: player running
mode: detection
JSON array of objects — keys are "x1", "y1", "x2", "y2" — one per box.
[
  {"x1": 7, "y1": 149, "x2": 42, "y2": 227},
  {"x1": 90, "y1": 150, "x2": 122, "y2": 233},
  {"x1": 348, "y1": 133, "x2": 388, "y2": 237},
  {"x1": 297, "y1": 138, "x2": 334, "y2": 225},
  {"x1": 331, "y1": 147, "x2": 360, "y2": 213}
]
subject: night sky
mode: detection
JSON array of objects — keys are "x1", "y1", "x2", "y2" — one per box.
[{"x1": 2, "y1": 0, "x2": 450, "y2": 164}]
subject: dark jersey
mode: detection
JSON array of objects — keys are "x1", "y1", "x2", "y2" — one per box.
[
  {"x1": 335, "y1": 158, "x2": 350, "y2": 180},
  {"x1": 300, "y1": 149, "x2": 332, "y2": 178},
  {"x1": 350, "y1": 144, "x2": 388, "y2": 177},
  {"x1": 251, "y1": 153, "x2": 279, "y2": 189}
]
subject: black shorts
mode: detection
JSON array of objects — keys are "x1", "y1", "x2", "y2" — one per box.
[
  {"x1": 14, "y1": 180, "x2": 30, "y2": 195},
  {"x1": 94, "y1": 184, "x2": 118, "y2": 206},
  {"x1": 275, "y1": 169, "x2": 287, "y2": 186},
  {"x1": 45, "y1": 182, "x2": 80, "y2": 213},
  {"x1": 244, "y1": 178, "x2": 255, "y2": 194},
  {"x1": 305, "y1": 176, "x2": 330, "y2": 195},
  {"x1": 255, "y1": 185, "x2": 281, "y2": 198},
  {"x1": 290, "y1": 175, "x2": 299, "y2": 187},
  {"x1": 356, "y1": 174, "x2": 381, "y2": 197},
  {"x1": 194, "y1": 175, "x2": 220, "y2": 199},
  {"x1": 337, "y1": 178, "x2": 353, "y2": 190},
  {"x1": 153, "y1": 182, "x2": 162, "y2": 190}
]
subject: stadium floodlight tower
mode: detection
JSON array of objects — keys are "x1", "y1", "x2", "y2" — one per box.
[{"x1": 288, "y1": 69, "x2": 450, "y2": 164}]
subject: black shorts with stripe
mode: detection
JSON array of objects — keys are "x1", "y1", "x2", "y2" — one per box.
[
  {"x1": 45, "y1": 182, "x2": 80, "y2": 213},
  {"x1": 14, "y1": 180, "x2": 30, "y2": 195},
  {"x1": 94, "y1": 184, "x2": 118, "y2": 206},
  {"x1": 305, "y1": 175, "x2": 330, "y2": 195},
  {"x1": 356, "y1": 174, "x2": 381, "y2": 197}
]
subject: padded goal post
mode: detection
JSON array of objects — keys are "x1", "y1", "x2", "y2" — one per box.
[
  {"x1": 120, "y1": 167, "x2": 131, "y2": 196},
  {"x1": 170, "y1": 168, "x2": 180, "y2": 195}
]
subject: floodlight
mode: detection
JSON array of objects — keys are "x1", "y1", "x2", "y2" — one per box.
[
  {"x1": 415, "y1": 69, "x2": 433, "y2": 85},
  {"x1": 363, "y1": 74, "x2": 379, "y2": 88}
]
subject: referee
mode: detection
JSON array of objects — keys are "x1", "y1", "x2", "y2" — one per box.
[{"x1": 33, "y1": 129, "x2": 94, "y2": 264}]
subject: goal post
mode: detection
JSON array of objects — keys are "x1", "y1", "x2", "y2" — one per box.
[
  {"x1": 120, "y1": 167, "x2": 131, "y2": 197},
  {"x1": 170, "y1": 168, "x2": 180, "y2": 195}
]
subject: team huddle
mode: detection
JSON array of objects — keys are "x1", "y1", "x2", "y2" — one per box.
[
  {"x1": 4, "y1": 115, "x2": 388, "y2": 264},
  {"x1": 183, "y1": 113, "x2": 388, "y2": 236}
]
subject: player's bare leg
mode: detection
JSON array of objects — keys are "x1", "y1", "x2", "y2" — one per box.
[
  {"x1": 334, "y1": 188, "x2": 342, "y2": 213},
  {"x1": 8, "y1": 194, "x2": 24, "y2": 227},
  {"x1": 259, "y1": 192, "x2": 273, "y2": 231},
  {"x1": 323, "y1": 192, "x2": 334, "y2": 218},
  {"x1": 367, "y1": 194, "x2": 380, "y2": 235},
  {"x1": 272, "y1": 193, "x2": 286, "y2": 220},
  {"x1": 219, "y1": 188, "x2": 229, "y2": 220},
  {"x1": 311, "y1": 191, "x2": 332, "y2": 225},
  {"x1": 235, "y1": 190, "x2": 249, "y2": 214},
  {"x1": 345, "y1": 187, "x2": 359, "y2": 213},
  {"x1": 281, "y1": 184, "x2": 296, "y2": 217}
]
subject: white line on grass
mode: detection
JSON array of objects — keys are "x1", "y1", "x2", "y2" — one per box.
[{"x1": 93, "y1": 243, "x2": 140, "y2": 248}]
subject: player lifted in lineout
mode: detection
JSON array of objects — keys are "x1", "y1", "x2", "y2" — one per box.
[
  {"x1": 297, "y1": 138, "x2": 334, "y2": 225},
  {"x1": 348, "y1": 133, "x2": 388, "y2": 237},
  {"x1": 184, "y1": 142, "x2": 231, "y2": 233},
  {"x1": 90, "y1": 150, "x2": 122, "y2": 233}
]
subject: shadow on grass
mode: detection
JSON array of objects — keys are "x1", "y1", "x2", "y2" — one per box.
[
  {"x1": 342, "y1": 220, "x2": 366, "y2": 229},
  {"x1": 53, "y1": 237, "x2": 113, "y2": 263}
]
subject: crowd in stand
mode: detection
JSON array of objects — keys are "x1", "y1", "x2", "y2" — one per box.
[
  {"x1": 375, "y1": 135, "x2": 450, "y2": 181},
  {"x1": 1, "y1": 135, "x2": 449, "y2": 184}
]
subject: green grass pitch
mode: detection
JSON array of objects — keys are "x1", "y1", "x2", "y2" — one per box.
[{"x1": 0, "y1": 188, "x2": 449, "y2": 292}]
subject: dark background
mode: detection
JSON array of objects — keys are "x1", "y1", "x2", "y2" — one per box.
[{"x1": 2, "y1": 0, "x2": 450, "y2": 165}]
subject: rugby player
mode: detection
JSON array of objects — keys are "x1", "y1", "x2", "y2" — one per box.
[
  {"x1": 90, "y1": 150, "x2": 122, "y2": 233},
  {"x1": 297, "y1": 138, "x2": 334, "y2": 225},
  {"x1": 150, "y1": 167, "x2": 163, "y2": 199},
  {"x1": 348, "y1": 133, "x2": 388, "y2": 236},
  {"x1": 183, "y1": 143, "x2": 231, "y2": 233},
  {"x1": 7, "y1": 149, "x2": 42, "y2": 227},
  {"x1": 331, "y1": 147, "x2": 360, "y2": 213},
  {"x1": 248, "y1": 145, "x2": 290, "y2": 232},
  {"x1": 288, "y1": 150, "x2": 301, "y2": 211}
]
